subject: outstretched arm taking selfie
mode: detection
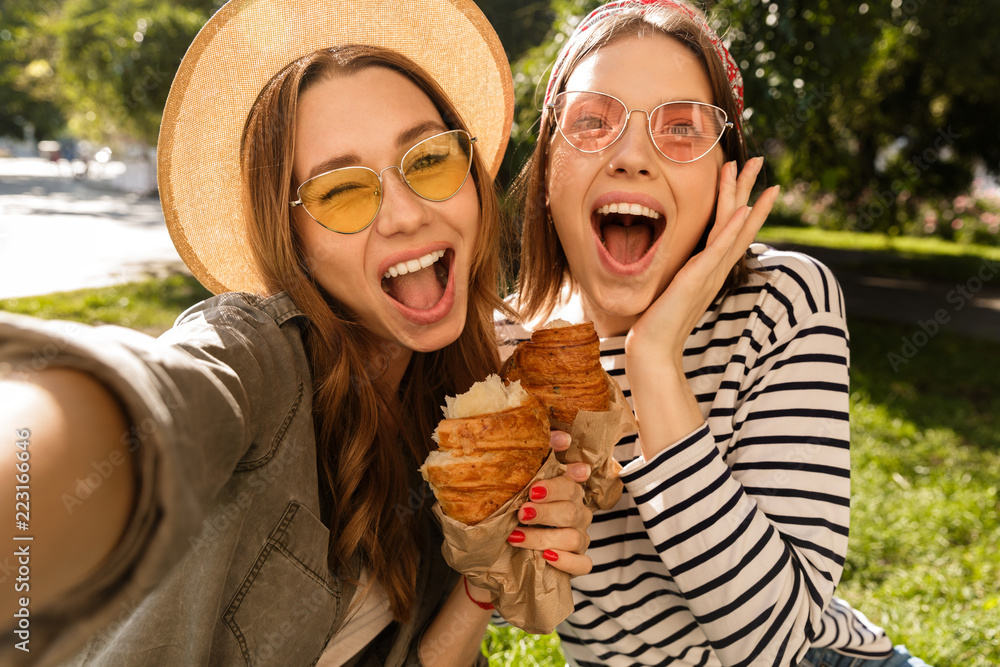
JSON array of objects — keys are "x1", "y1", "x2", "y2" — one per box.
[
  {"x1": 0, "y1": 295, "x2": 311, "y2": 664},
  {"x1": 1, "y1": 368, "x2": 134, "y2": 621}
]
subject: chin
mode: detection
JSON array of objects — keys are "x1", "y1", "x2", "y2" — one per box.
[
  {"x1": 401, "y1": 311, "x2": 467, "y2": 354},
  {"x1": 586, "y1": 278, "x2": 658, "y2": 318}
]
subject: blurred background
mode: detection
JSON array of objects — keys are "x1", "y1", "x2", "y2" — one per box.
[
  {"x1": 2, "y1": 0, "x2": 998, "y2": 240},
  {"x1": 2, "y1": 2, "x2": 998, "y2": 665}
]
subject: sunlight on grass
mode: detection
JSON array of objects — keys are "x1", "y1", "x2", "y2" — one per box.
[
  {"x1": 483, "y1": 626, "x2": 565, "y2": 666},
  {"x1": 758, "y1": 225, "x2": 1000, "y2": 261},
  {"x1": 0, "y1": 273, "x2": 212, "y2": 335},
  {"x1": 841, "y1": 319, "x2": 1000, "y2": 666}
]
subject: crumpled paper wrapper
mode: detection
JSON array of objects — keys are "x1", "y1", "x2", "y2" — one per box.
[
  {"x1": 432, "y1": 373, "x2": 637, "y2": 634},
  {"x1": 549, "y1": 372, "x2": 637, "y2": 511},
  {"x1": 433, "y1": 451, "x2": 572, "y2": 634}
]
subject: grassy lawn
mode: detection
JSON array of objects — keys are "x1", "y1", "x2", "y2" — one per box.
[
  {"x1": 2, "y1": 265, "x2": 997, "y2": 665},
  {"x1": 758, "y1": 224, "x2": 1000, "y2": 285}
]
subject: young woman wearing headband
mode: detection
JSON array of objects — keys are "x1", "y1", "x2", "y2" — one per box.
[
  {"x1": 503, "y1": 1, "x2": 928, "y2": 665},
  {"x1": 0, "y1": 1, "x2": 592, "y2": 665}
]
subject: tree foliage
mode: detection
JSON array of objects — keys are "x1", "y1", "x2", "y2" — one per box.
[
  {"x1": 54, "y1": 0, "x2": 221, "y2": 146},
  {"x1": 3, "y1": 0, "x2": 997, "y2": 240},
  {"x1": 0, "y1": 0, "x2": 66, "y2": 140},
  {"x1": 719, "y1": 0, "x2": 1000, "y2": 233}
]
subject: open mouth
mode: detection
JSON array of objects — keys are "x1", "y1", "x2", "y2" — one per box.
[
  {"x1": 593, "y1": 202, "x2": 666, "y2": 266},
  {"x1": 380, "y1": 248, "x2": 452, "y2": 311}
]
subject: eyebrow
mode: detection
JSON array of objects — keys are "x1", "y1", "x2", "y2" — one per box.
[{"x1": 305, "y1": 120, "x2": 450, "y2": 181}]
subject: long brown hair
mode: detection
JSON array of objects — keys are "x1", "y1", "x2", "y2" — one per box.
[
  {"x1": 239, "y1": 45, "x2": 509, "y2": 622},
  {"x1": 514, "y1": 1, "x2": 753, "y2": 321}
]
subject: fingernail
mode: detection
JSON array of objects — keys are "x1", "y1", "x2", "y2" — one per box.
[
  {"x1": 568, "y1": 462, "x2": 591, "y2": 479},
  {"x1": 543, "y1": 549, "x2": 559, "y2": 562},
  {"x1": 529, "y1": 486, "x2": 547, "y2": 501},
  {"x1": 520, "y1": 506, "x2": 537, "y2": 522},
  {"x1": 551, "y1": 431, "x2": 572, "y2": 449},
  {"x1": 508, "y1": 530, "x2": 526, "y2": 543}
]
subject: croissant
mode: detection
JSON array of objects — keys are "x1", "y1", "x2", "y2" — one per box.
[
  {"x1": 421, "y1": 376, "x2": 550, "y2": 525},
  {"x1": 503, "y1": 321, "x2": 609, "y2": 423}
]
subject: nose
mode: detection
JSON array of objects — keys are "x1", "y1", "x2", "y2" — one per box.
[
  {"x1": 372, "y1": 166, "x2": 430, "y2": 237},
  {"x1": 605, "y1": 110, "x2": 660, "y2": 179}
]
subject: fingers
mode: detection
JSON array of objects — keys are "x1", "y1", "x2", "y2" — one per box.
[
  {"x1": 734, "y1": 156, "x2": 764, "y2": 209},
  {"x1": 507, "y1": 527, "x2": 593, "y2": 576},
  {"x1": 713, "y1": 160, "x2": 739, "y2": 242},
  {"x1": 517, "y1": 492, "x2": 592, "y2": 531},
  {"x1": 714, "y1": 184, "x2": 780, "y2": 263},
  {"x1": 711, "y1": 157, "x2": 765, "y2": 246},
  {"x1": 527, "y1": 471, "x2": 589, "y2": 506},
  {"x1": 549, "y1": 430, "x2": 572, "y2": 452}
]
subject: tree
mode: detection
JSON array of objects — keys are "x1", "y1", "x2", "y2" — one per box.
[
  {"x1": 53, "y1": 0, "x2": 222, "y2": 146},
  {"x1": 718, "y1": 0, "x2": 1000, "y2": 233},
  {"x1": 0, "y1": 0, "x2": 66, "y2": 141}
]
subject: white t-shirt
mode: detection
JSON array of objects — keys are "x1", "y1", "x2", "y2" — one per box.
[{"x1": 315, "y1": 570, "x2": 393, "y2": 667}]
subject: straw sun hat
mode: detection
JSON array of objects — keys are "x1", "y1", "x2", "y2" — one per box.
[{"x1": 157, "y1": 0, "x2": 514, "y2": 295}]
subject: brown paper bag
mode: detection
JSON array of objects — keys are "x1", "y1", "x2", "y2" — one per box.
[
  {"x1": 432, "y1": 451, "x2": 573, "y2": 635},
  {"x1": 550, "y1": 372, "x2": 637, "y2": 511}
]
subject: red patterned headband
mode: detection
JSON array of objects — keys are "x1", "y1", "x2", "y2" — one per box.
[{"x1": 544, "y1": 0, "x2": 744, "y2": 115}]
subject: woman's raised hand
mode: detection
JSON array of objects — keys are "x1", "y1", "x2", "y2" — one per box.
[
  {"x1": 623, "y1": 158, "x2": 779, "y2": 459},
  {"x1": 627, "y1": 157, "x2": 779, "y2": 367},
  {"x1": 506, "y1": 430, "x2": 593, "y2": 577}
]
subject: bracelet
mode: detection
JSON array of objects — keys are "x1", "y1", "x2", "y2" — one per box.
[{"x1": 464, "y1": 577, "x2": 494, "y2": 611}]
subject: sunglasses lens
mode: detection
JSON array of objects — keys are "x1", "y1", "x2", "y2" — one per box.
[
  {"x1": 299, "y1": 168, "x2": 381, "y2": 233},
  {"x1": 553, "y1": 91, "x2": 626, "y2": 152},
  {"x1": 650, "y1": 102, "x2": 728, "y2": 162},
  {"x1": 402, "y1": 131, "x2": 473, "y2": 201}
]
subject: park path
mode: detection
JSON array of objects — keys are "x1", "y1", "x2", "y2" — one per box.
[
  {"x1": 0, "y1": 157, "x2": 185, "y2": 300},
  {"x1": 767, "y1": 243, "x2": 1000, "y2": 343}
]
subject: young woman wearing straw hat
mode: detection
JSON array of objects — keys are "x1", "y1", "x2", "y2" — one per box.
[
  {"x1": 501, "y1": 1, "x2": 929, "y2": 665},
  {"x1": 0, "y1": 1, "x2": 592, "y2": 665}
]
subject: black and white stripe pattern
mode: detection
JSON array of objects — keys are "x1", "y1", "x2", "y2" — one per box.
[{"x1": 497, "y1": 246, "x2": 893, "y2": 666}]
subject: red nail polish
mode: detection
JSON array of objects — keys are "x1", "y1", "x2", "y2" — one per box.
[
  {"x1": 521, "y1": 506, "x2": 537, "y2": 522},
  {"x1": 543, "y1": 549, "x2": 559, "y2": 562},
  {"x1": 529, "y1": 486, "x2": 547, "y2": 501},
  {"x1": 507, "y1": 530, "x2": 526, "y2": 543}
]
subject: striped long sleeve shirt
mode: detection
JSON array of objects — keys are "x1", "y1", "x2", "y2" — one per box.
[{"x1": 497, "y1": 246, "x2": 894, "y2": 666}]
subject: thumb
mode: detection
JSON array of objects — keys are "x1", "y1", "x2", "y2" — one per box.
[{"x1": 565, "y1": 462, "x2": 592, "y2": 483}]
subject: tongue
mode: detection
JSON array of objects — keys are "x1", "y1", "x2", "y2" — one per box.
[
  {"x1": 602, "y1": 223, "x2": 653, "y2": 264},
  {"x1": 385, "y1": 265, "x2": 445, "y2": 310}
]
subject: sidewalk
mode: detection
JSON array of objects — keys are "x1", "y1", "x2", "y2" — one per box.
[{"x1": 0, "y1": 157, "x2": 186, "y2": 299}]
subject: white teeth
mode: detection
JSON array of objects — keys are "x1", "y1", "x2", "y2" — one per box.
[
  {"x1": 383, "y1": 249, "x2": 446, "y2": 279},
  {"x1": 597, "y1": 202, "x2": 661, "y2": 219}
]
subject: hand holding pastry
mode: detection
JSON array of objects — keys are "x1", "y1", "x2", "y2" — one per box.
[{"x1": 508, "y1": 455, "x2": 594, "y2": 577}]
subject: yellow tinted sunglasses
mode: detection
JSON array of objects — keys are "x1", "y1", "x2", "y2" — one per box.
[{"x1": 290, "y1": 130, "x2": 475, "y2": 234}]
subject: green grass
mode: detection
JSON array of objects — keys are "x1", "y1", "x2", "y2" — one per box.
[
  {"x1": 840, "y1": 318, "x2": 1000, "y2": 666},
  {"x1": 3, "y1": 259, "x2": 997, "y2": 665},
  {"x1": 758, "y1": 225, "x2": 1000, "y2": 285},
  {"x1": 0, "y1": 273, "x2": 212, "y2": 335}
]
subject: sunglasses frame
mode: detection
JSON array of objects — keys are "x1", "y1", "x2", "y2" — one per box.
[
  {"x1": 289, "y1": 129, "x2": 476, "y2": 234},
  {"x1": 547, "y1": 90, "x2": 733, "y2": 164}
]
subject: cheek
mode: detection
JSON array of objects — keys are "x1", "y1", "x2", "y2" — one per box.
[{"x1": 544, "y1": 143, "x2": 580, "y2": 206}]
